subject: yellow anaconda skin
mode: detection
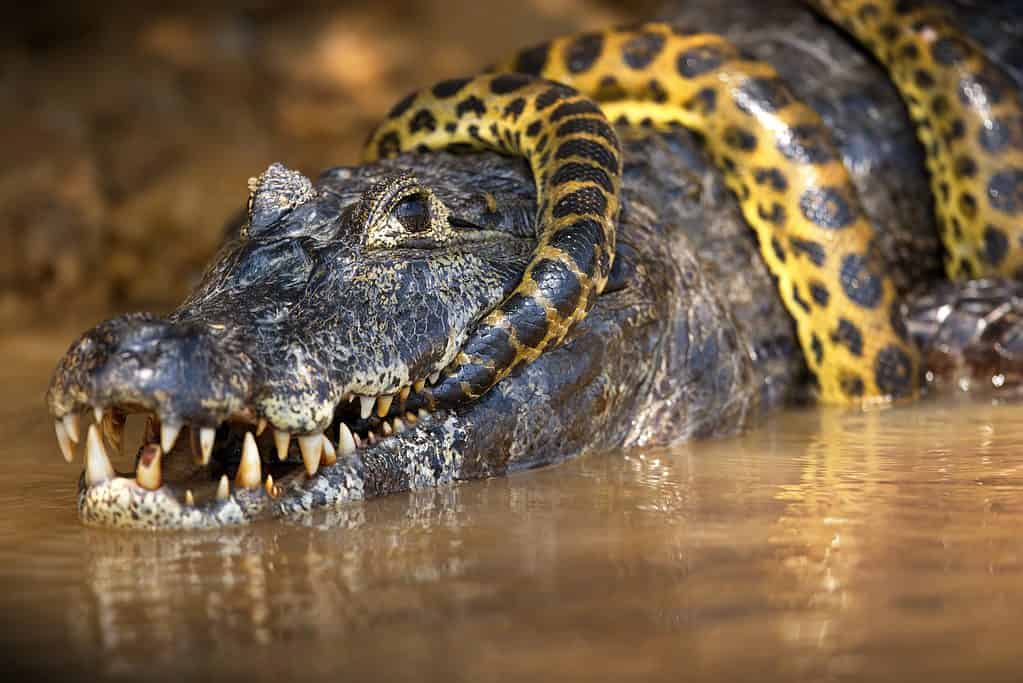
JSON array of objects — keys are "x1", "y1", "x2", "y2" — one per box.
[
  {"x1": 364, "y1": 74, "x2": 622, "y2": 404},
  {"x1": 809, "y1": 0, "x2": 1023, "y2": 280},
  {"x1": 497, "y1": 23, "x2": 918, "y2": 402}
]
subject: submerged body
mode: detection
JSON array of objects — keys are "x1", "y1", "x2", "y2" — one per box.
[{"x1": 46, "y1": 1, "x2": 1023, "y2": 528}]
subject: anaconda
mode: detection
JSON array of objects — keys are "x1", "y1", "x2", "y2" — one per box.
[{"x1": 46, "y1": 0, "x2": 1023, "y2": 529}]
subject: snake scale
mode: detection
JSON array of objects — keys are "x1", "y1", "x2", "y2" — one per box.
[{"x1": 364, "y1": 0, "x2": 1023, "y2": 405}]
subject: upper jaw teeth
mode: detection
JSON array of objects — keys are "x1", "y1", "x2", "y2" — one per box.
[{"x1": 55, "y1": 375, "x2": 440, "y2": 502}]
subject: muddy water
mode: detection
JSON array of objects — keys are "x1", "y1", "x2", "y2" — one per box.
[{"x1": 3, "y1": 330, "x2": 1023, "y2": 682}]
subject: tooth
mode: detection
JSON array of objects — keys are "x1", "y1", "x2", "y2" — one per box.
[
  {"x1": 216, "y1": 474, "x2": 230, "y2": 500},
  {"x1": 160, "y1": 422, "x2": 182, "y2": 453},
  {"x1": 418, "y1": 409, "x2": 429, "y2": 420},
  {"x1": 359, "y1": 395, "x2": 374, "y2": 420},
  {"x1": 429, "y1": 372, "x2": 440, "y2": 384},
  {"x1": 199, "y1": 427, "x2": 215, "y2": 465},
  {"x1": 136, "y1": 444, "x2": 162, "y2": 491},
  {"x1": 102, "y1": 411, "x2": 125, "y2": 455},
  {"x1": 256, "y1": 417, "x2": 267, "y2": 436},
  {"x1": 55, "y1": 421, "x2": 74, "y2": 462},
  {"x1": 382, "y1": 420, "x2": 393, "y2": 436},
  {"x1": 367, "y1": 431, "x2": 378, "y2": 445},
  {"x1": 85, "y1": 424, "x2": 114, "y2": 487},
  {"x1": 298, "y1": 433, "x2": 323, "y2": 477},
  {"x1": 338, "y1": 423, "x2": 356, "y2": 455},
  {"x1": 63, "y1": 414, "x2": 81, "y2": 444},
  {"x1": 274, "y1": 430, "x2": 291, "y2": 461},
  {"x1": 405, "y1": 411, "x2": 418, "y2": 425},
  {"x1": 413, "y1": 379, "x2": 425, "y2": 393},
  {"x1": 93, "y1": 406, "x2": 103, "y2": 423},
  {"x1": 235, "y1": 432, "x2": 262, "y2": 489},
  {"x1": 321, "y1": 436, "x2": 337, "y2": 466},
  {"x1": 393, "y1": 418, "x2": 405, "y2": 433},
  {"x1": 399, "y1": 386, "x2": 410, "y2": 402},
  {"x1": 376, "y1": 394, "x2": 394, "y2": 418},
  {"x1": 265, "y1": 474, "x2": 277, "y2": 498},
  {"x1": 353, "y1": 432, "x2": 363, "y2": 449},
  {"x1": 185, "y1": 489, "x2": 195, "y2": 506}
]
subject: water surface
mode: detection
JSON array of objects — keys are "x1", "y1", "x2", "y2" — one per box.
[{"x1": 3, "y1": 330, "x2": 1022, "y2": 681}]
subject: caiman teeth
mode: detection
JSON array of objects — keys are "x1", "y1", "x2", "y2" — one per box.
[
  {"x1": 160, "y1": 422, "x2": 182, "y2": 453},
  {"x1": 85, "y1": 424, "x2": 115, "y2": 487},
  {"x1": 274, "y1": 430, "x2": 291, "y2": 462},
  {"x1": 216, "y1": 474, "x2": 230, "y2": 500},
  {"x1": 298, "y1": 433, "x2": 323, "y2": 477},
  {"x1": 413, "y1": 379, "x2": 425, "y2": 393},
  {"x1": 55, "y1": 420, "x2": 74, "y2": 462},
  {"x1": 376, "y1": 394, "x2": 394, "y2": 418},
  {"x1": 256, "y1": 417, "x2": 267, "y2": 436},
  {"x1": 93, "y1": 406, "x2": 103, "y2": 424},
  {"x1": 381, "y1": 420, "x2": 393, "y2": 437},
  {"x1": 359, "y1": 395, "x2": 374, "y2": 420},
  {"x1": 185, "y1": 489, "x2": 195, "y2": 506},
  {"x1": 199, "y1": 427, "x2": 215, "y2": 466},
  {"x1": 429, "y1": 372, "x2": 440, "y2": 385},
  {"x1": 399, "y1": 386, "x2": 411, "y2": 402},
  {"x1": 405, "y1": 411, "x2": 418, "y2": 425},
  {"x1": 321, "y1": 436, "x2": 337, "y2": 466},
  {"x1": 136, "y1": 443, "x2": 163, "y2": 491},
  {"x1": 393, "y1": 417, "x2": 405, "y2": 433},
  {"x1": 236, "y1": 432, "x2": 262, "y2": 489},
  {"x1": 63, "y1": 414, "x2": 81, "y2": 444},
  {"x1": 338, "y1": 423, "x2": 356, "y2": 455},
  {"x1": 265, "y1": 474, "x2": 278, "y2": 499}
]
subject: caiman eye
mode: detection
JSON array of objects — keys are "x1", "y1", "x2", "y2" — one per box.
[{"x1": 392, "y1": 194, "x2": 431, "y2": 233}]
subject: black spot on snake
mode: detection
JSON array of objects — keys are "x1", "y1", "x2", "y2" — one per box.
[
  {"x1": 564, "y1": 33, "x2": 604, "y2": 74},
  {"x1": 431, "y1": 77, "x2": 471, "y2": 99},
  {"x1": 622, "y1": 31, "x2": 666, "y2": 70},
  {"x1": 799, "y1": 186, "x2": 855, "y2": 230},
  {"x1": 840, "y1": 253, "x2": 883, "y2": 309},
  {"x1": 514, "y1": 43, "x2": 551, "y2": 76}
]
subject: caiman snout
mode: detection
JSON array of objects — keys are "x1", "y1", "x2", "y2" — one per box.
[{"x1": 47, "y1": 313, "x2": 255, "y2": 436}]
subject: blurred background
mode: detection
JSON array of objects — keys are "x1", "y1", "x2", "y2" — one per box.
[{"x1": 0, "y1": 0, "x2": 656, "y2": 329}]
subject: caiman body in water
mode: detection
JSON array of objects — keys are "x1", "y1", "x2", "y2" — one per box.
[{"x1": 46, "y1": 1, "x2": 1023, "y2": 528}]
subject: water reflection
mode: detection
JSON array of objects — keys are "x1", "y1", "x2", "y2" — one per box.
[{"x1": 4, "y1": 336, "x2": 1023, "y2": 680}]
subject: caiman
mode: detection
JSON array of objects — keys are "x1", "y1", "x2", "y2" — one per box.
[{"x1": 46, "y1": 0, "x2": 1023, "y2": 529}]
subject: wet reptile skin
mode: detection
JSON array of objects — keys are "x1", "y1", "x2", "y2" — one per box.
[
  {"x1": 45, "y1": 0, "x2": 1023, "y2": 529},
  {"x1": 365, "y1": 76, "x2": 623, "y2": 404}
]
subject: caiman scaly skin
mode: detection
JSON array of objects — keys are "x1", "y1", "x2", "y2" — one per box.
[{"x1": 46, "y1": 0, "x2": 1023, "y2": 529}]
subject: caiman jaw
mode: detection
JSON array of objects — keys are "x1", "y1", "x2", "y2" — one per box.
[{"x1": 52, "y1": 385, "x2": 440, "y2": 530}]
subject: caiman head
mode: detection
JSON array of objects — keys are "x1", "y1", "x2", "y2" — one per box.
[{"x1": 46, "y1": 155, "x2": 538, "y2": 528}]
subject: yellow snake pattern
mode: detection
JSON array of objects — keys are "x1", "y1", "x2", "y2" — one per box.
[
  {"x1": 810, "y1": 0, "x2": 1023, "y2": 280},
  {"x1": 365, "y1": 3, "x2": 1022, "y2": 405},
  {"x1": 365, "y1": 74, "x2": 623, "y2": 403}
]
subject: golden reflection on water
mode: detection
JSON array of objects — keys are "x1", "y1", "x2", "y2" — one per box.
[{"x1": 3, "y1": 332, "x2": 1023, "y2": 681}]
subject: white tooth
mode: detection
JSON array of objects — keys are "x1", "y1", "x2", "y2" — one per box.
[
  {"x1": 236, "y1": 432, "x2": 262, "y2": 489},
  {"x1": 199, "y1": 427, "x2": 215, "y2": 466},
  {"x1": 85, "y1": 424, "x2": 114, "y2": 487},
  {"x1": 405, "y1": 411, "x2": 418, "y2": 425},
  {"x1": 418, "y1": 409, "x2": 429, "y2": 420},
  {"x1": 136, "y1": 444, "x2": 162, "y2": 491},
  {"x1": 413, "y1": 379, "x2": 425, "y2": 393},
  {"x1": 160, "y1": 422, "x2": 182, "y2": 453},
  {"x1": 321, "y1": 435, "x2": 337, "y2": 466},
  {"x1": 216, "y1": 474, "x2": 230, "y2": 500},
  {"x1": 93, "y1": 406, "x2": 103, "y2": 423},
  {"x1": 382, "y1": 420, "x2": 393, "y2": 436},
  {"x1": 63, "y1": 414, "x2": 81, "y2": 444},
  {"x1": 338, "y1": 423, "x2": 356, "y2": 455},
  {"x1": 399, "y1": 386, "x2": 410, "y2": 402},
  {"x1": 368, "y1": 431, "x2": 378, "y2": 445},
  {"x1": 185, "y1": 489, "x2": 195, "y2": 506},
  {"x1": 353, "y1": 432, "x2": 363, "y2": 449},
  {"x1": 256, "y1": 417, "x2": 267, "y2": 436},
  {"x1": 376, "y1": 394, "x2": 394, "y2": 418},
  {"x1": 429, "y1": 372, "x2": 440, "y2": 384},
  {"x1": 274, "y1": 430, "x2": 291, "y2": 462},
  {"x1": 359, "y1": 395, "x2": 374, "y2": 420},
  {"x1": 298, "y1": 433, "x2": 323, "y2": 477},
  {"x1": 393, "y1": 418, "x2": 405, "y2": 433},
  {"x1": 55, "y1": 421, "x2": 74, "y2": 462},
  {"x1": 265, "y1": 474, "x2": 277, "y2": 498}
]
